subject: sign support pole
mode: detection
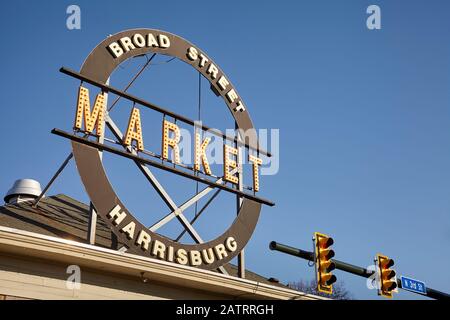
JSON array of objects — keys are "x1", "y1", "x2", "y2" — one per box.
[
  {"x1": 87, "y1": 203, "x2": 98, "y2": 245},
  {"x1": 236, "y1": 123, "x2": 245, "y2": 279},
  {"x1": 87, "y1": 78, "x2": 109, "y2": 245}
]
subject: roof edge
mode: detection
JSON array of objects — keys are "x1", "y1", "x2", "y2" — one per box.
[{"x1": 0, "y1": 226, "x2": 325, "y2": 300}]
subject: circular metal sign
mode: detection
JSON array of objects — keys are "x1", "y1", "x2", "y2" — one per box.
[{"x1": 72, "y1": 29, "x2": 263, "y2": 270}]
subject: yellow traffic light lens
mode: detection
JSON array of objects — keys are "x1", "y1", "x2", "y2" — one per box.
[
  {"x1": 319, "y1": 249, "x2": 335, "y2": 260},
  {"x1": 381, "y1": 269, "x2": 396, "y2": 280}
]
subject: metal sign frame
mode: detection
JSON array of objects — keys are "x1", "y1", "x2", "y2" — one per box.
[{"x1": 56, "y1": 29, "x2": 274, "y2": 271}]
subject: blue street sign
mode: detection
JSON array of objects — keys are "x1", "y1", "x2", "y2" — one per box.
[{"x1": 401, "y1": 276, "x2": 427, "y2": 295}]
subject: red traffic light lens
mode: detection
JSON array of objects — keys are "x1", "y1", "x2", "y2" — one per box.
[
  {"x1": 380, "y1": 258, "x2": 394, "y2": 269},
  {"x1": 318, "y1": 237, "x2": 334, "y2": 248}
]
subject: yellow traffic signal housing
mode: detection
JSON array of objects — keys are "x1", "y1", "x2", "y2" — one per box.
[
  {"x1": 314, "y1": 232, "x2": 337, "y2": 294},
  {"x1": 376, "y1": 254, "x2": 398, "y2": 298}
]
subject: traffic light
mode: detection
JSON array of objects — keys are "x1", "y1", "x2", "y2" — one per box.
[
  {"x1": 376, "y1": 254, "x2": 398, "y2": 298},
  {"x1": 314, "y1": 232, "x2": 337, "y2": 294}
]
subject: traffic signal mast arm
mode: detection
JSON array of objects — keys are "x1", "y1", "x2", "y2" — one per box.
[{"x1": 269, "y1": 241, "x2": 450, "y2": 300}]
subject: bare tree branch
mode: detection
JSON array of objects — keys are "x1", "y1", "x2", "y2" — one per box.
[{"x1": 288, "y1": 279, "x2": 354, "y2": 300}]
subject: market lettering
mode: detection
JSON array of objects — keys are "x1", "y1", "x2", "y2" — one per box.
[
  {"x1": 106, "y1": 205, "x2": 238, "y2": 267},
  {"x1": 187, "y1": 46, "x2": 246, "y2": 113},
  {"x1": 74, "y1": 86, "x2": 105, "y2": 135},
  {"x1": 249, "y1": 154, "x2": 263, "y2": 192},
  {"x1": 162, "y1": 120, "x2": 181, "y2": 164},
  {"x1": 124, "y1": 107, "x2": 144, "y2": 151},
  {"x1": 194, "y1": 133, "x2": 211, "y2": 175},
  {"x1": 73, "y1": 87, "x2": 262, "y2": 190},
  {"x1": 223, "y1": 145, "x2": 239, "y2": 184},
  {"x1": 108, "y1": 32, "x2": 171, "y2": 58}
]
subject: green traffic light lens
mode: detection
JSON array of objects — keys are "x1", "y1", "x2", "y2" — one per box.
[{"x1": 326, "y1": 275, "x2": 337, "y2": 286}]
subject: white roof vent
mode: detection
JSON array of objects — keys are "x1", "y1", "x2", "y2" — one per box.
[{"x1": 4, "y1": 179, "x2": 43, "y2": 204}]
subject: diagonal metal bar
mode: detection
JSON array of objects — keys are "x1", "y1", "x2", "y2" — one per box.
[
  {"x1": 106, "y1": 115, "x2": 177, "y2": 209},
  {"x1": 148, "y1": 167, "x2": 238, "y2": 232},
  {"x1": 108, "y1": 53, "x2": 156, "y2": 112},
  {"x1": 175, "y1": 189, "x2": 221, "y2": 242},
  {"x1": 104, "y1": 115, "x2": 204, "y2": 244},
  {"x1": 32, "y1": 153, "x2": 73, "y2": 207}
]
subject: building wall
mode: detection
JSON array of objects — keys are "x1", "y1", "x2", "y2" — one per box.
[{"x1": 0, "y1": 253, "x2": 228, "y2": 300}]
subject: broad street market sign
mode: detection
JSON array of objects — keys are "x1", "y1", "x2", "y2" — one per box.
[{"x1": 53, "y1": 29, "x2": 274, "y2": 271}]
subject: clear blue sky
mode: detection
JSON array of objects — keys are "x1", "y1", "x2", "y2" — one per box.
[{"x1": 1, "y1": 0, "x2": 449, "y2": 299}]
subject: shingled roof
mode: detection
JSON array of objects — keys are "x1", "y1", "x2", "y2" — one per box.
[{"x1": 0, "y1": 194, "x2": 285, "y2": 287}]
